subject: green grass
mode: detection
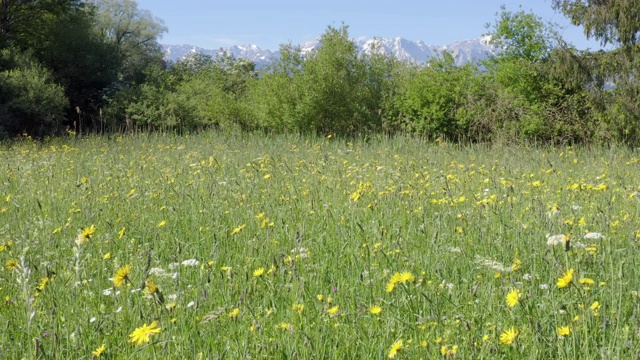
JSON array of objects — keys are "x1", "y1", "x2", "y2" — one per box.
[{"x1": 1, "y1": 132, "x2": 640, "y2": 359}]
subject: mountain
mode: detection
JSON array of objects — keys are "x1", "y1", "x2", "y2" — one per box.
[{"x1": 162, "y1": 35, "x2": 498, "y2": 68}]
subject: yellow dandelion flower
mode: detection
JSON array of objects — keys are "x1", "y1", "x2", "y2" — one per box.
[
  {"x1": 557, "y1": 268, "x2": 574, "y2": 289},
  {"x1": 112, "y1": 265, "x2": 131, "y2": 288},
  {"x1": 128, "y1": 321, "x2": 161, "y2": 346},
  {"x1": 557, "y1": 326, "x2": 571, "y2": 337},
  {"x1": 386, "y1": 280, "x2": 396, "y2": 293},
  {"x1": 327, "y1": 305, "x2": 339, "y2": 317},
  {"x1": 590, "y1": 301, "x2": 601, "y2": 316},
  {"x1": 76, "y1": 225, "x2": 96, "y2": 245},
  {"x1": 440, "y1": 344, "x2": 458, "y2": 356},
  {"x1": 252, "y1": 267, "x2": 265, "y2": 277},
  {"x1": 369, "y1": 304, "x2": 382, "y2": 315},
  {"x1": 6, "y1": 259, "x2": 18, "y2": 271},
  {"x1": 275, "y1": 322, "x2": 293, "y2": 331},
  {"x1": 388, "y1": 339, "x2": 403, "y2": 358},
  {"x1": 499, "y1": 327, "x2": 519, "y2": 345},
  {"x1": 36, "y1": 277, "x2": 48, "y2": 292},
  {"x1": 228, "y1": 308, "x2": 240, "y2": 319},
  {"x1": 157, "y1": 220, "x2": 166, "y2": 227},
  {"x1": 506, "y1": 288, "x2": 522, "y2": 308},
  {"x1": 400, "y1": 271, "x2": 415, "y2": 282},
  {"x1": 145, "y1": 279, "x2": 158, "y2": 295},
  {"x1": 579, "y1": 277, "x2": 594, "y2": 289},
  {"x1": 91, "y1": 343, "x2": 106, "y2": 357},
  {"x1": 230, "y1": 224, "x2": 246, "y2": 235},
  {"x1": 292, "y1": 303, "x2": 304, "y2": 314},
  {"x1": 316, "y1": 294, "x2": 324, "y2": 302}
]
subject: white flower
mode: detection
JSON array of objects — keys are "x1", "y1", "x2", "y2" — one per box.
[
  {"x1": 181, "y1": 259, "x2": 200, "y2": 267},
  {"x1": 546, "y1": 234, "x2": 567, "y2": 246},
  {"x1": 474, "y1": 255, "x2": 509, "y2": 272},
  {"x1": 539, "y1": 284, "x2": 549, "y2": 290},
  {"x1": 187, "y1": 301, "x2": 195, "y2": 308},
  {"x1": 570, "y1": 205, "x2": 583, "y2": 211},
  {"x1": 584, "y1": 232, "x2": 604, "y2": 240},
  {"x1": 149, "y1": 267, "x2": 167, "y2": 276},
  {"x1": 523, "y1": 273, "x2": 533, "y2": 281}
]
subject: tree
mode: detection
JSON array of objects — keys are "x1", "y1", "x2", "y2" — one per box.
[
  {"x1": 93, "y1": 0, "x2": 167, "y2": 83},
  {"x1": 552, "y1": 0, "x2": 640, "y2": 48},
  {"x1": 0, "y1": 0, "x2": 84, "y2": 50},
  {"x1": 397, "y1": 52, "x2": 479, "y2": 139},
  {"x1": 0, "y1": 48, "x2": 68, "y2": 137}
]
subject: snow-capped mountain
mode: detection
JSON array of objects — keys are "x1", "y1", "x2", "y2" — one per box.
[{"x1": 162, "y1": 36, "x2": 498, "y2": 68}]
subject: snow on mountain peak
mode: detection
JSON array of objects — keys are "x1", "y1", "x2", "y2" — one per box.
[{"x1": 163, "y1": 36, "x2": 497, "y2": 69}]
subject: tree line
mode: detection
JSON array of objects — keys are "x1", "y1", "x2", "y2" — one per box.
[{"x1": 1, "y1": 0, "x2": 639, "y2": 144}]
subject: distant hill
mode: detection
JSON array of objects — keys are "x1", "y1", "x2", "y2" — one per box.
[{"x1": 162, "y1": 35, "x2": 498, "y2": 68}]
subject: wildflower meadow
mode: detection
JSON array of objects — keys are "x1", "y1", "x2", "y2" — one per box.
[{"x1": 1, "y1": 132, "x2": 640, "y2": 359}]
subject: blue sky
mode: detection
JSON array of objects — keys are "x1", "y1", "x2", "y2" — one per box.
[{"x1": 135, "y1": 0, "x2": 607, "y2": 51}]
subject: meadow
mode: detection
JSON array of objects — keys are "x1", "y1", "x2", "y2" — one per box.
[{"x1": 1, "y1": 132, "x2": 640, "y2": 359}]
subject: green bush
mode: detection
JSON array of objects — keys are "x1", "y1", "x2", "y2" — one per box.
[{"x1": 0, "y1": 49, "x2": 68, "y2": 137}]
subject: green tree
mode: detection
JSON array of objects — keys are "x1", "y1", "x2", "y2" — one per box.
[
  {"x1": 552, "y1": 0, "x2": 640, "y2": 48},
  {"x1": 93, "y1": 0, "x2": 167, "y2": 83},
  {"x1": 0, "y1": 48, "x2": 68, "y2": 137},
  {"x1": 396, "y1": 52, "x2": 479, "y2": 139},
  {"x1": 0, "y1": 0, "x2": 84, "y2": 50}
]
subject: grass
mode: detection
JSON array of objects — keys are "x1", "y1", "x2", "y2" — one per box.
[{"x1": 1, "y1": 131, "x2": 640, "y2": 359}]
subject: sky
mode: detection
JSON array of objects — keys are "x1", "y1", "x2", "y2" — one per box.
[{"x1": 134, "y1": 0, "x2": 608, "y2": 51}]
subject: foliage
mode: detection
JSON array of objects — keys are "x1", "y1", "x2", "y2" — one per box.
[
  {"x1": 93, "y1": 0, "x2": 167, "y2": 83},
  {"x1": 0, "y1": 48, "x2": 68, "y2": 137},
  {"x1": 552, "y1": 0, "x2": 640, "y2": 48}
]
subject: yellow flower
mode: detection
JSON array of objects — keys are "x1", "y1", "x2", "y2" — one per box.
[
  {"x1": 76, "y1": 225, "x2": 96, "y2": 245},
  {"x1": 327, "y1": 305, "x2": 339, "y2": 317},
  {"x1": 145, "y1": 279, "x2": 159, "y2": 295},
  {"x1": 590, "y1": 301, "x2": 601, "y2": 316},
  {"x1": 499, "y1": 327, "x2": 519, "y2": 345},
  {"x1": 388, "y1": 339, "x2": 403, "y2": 358},
  {"x1": 579, "y1": 277, "x2": 594, "y2": 289},
  {"x1": 228, "y1": 308, "x2": 240, "y2": 319},
  {"x1": 157, "y1": 220, "x2": 166, "y2": 227},
  {"x1": 557, "y1": 268, "x2": 574, "y2": 289},
  {"x1": 128, "y1": 321, "x2": 161, "y2": 346},
  {"x1": 6, "y1": 259, "x2": 18, "y2": 271},
  {"x1": 112, "y1": 265, "x2": 131, "y2": 288},
  {"x1": 399, "y1": 271, "x2": 415, "y2": 282},
  {"x1": 506, "y1": 288, "x2": 522, "y2": 308},
  {"x1": 557, "y1": 326, "x2": 571, "y2": 337},
  {"x1": 292, "y1": 303, "x2": 304, "y2": 314},
  {"x1": 91, "y1": 343, "x2": 106, "y2": 357},
  {"x1": 369, "y1": 304, "x2": 382, "y2": 315},
  {"x1": 386, "y1": 271, "x2": 414, "y2": 293},
  {"x1": 36, "y1": 277, "x2": 48, "y2": 291},
  {"x1": 511, "y1": 254, "x2": 522, "y2": 271},
  {"x1": 231, "y1": 224, "x2": 246, "y2": 235},
  {"x1": 252, "y1": 267, "x2": 265, "y2": 277},
  {"x1": 440, "y1": 345, "x2": 458, "y2": 356}
]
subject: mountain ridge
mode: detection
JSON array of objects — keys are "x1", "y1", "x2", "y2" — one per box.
[{"x1": 162, "y1": 35, "x2": 499, "y2": 68}]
